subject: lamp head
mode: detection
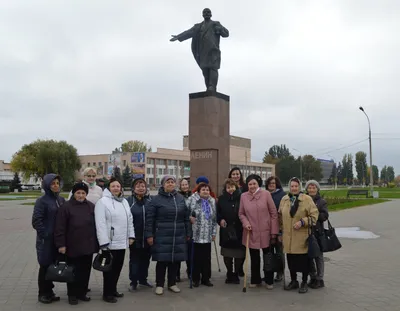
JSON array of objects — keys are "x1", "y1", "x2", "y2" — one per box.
[{"x1": 359, "y1": 106, "x2": 364, "y2": 112}]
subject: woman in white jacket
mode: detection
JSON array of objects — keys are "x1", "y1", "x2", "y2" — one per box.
[
  {"x1": 95, "y1": 177, "x2": 135, "y2": 303},
  {"x1": 68, "y1": 167, "x2": 103, "y2": 204}
]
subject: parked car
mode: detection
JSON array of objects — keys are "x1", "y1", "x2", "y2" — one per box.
[{"x1": 32, "y1": 185, "x2": 41, "y2": 190}]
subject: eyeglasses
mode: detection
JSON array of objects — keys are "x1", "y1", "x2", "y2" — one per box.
[{"x1": 86, "y1": 175, "x2": 96, "y2": 178}]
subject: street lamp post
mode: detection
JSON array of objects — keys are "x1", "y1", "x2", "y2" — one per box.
[{"x1": 359, "y1": 106, "x2": 374, "y2": 197}]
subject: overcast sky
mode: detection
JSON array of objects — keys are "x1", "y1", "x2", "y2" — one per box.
[{"x1": 0, "y1": 1, "x2": 399, "y2": 173}]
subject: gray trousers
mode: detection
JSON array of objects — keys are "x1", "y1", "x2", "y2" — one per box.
[{"x1": 309, "y1": 254, "x2": 324, "y2": 280}]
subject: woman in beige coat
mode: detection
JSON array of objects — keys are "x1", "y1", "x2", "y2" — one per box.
[{"x1": 279, "y1": 177, "x2": 318, "y2": 294}]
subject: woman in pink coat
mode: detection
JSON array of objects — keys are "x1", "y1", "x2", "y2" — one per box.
[{"x1": 239, "y1": 174, "x2": 279, "y2": 289}]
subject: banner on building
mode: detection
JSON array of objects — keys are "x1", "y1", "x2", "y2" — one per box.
[
  {"x1": 97, "y1": 166, "x2": 104, "y2": 176},
  {"x1": 107, "y1": 165, "x2": 114, "y2": 177},
  {"x1": 109, "y1": 154, "x2": 121, "y2": 168},
  {"x1": 131, "y1": 152, "x2": 145, "y2": 163}
]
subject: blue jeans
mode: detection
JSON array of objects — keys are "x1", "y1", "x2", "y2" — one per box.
[{"x1": 129, "y1": 246, "x2": 151, "y2": 286}]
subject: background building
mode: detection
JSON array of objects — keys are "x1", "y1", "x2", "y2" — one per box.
[
  {"x1": 0, "y1": 160, "x2": 13, "y2": 181},
  {"x1": 317, "y1": 158, "x2": 335, "y2": 185},
  {"x1": 79, "y1": 135, "x2": 275, "y2": 188}
]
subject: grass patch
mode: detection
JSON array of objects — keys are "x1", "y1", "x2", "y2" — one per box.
[
  {"x1": 329, "y1": 198, "x2": 388, "y2": 211},
  {"x1": 0, "y1": 197, "x2": 27, "y2": 201},
  {"x1": 321, "y1": 187, "x2": 400, "y2": 199},
  {"x1": 21, "y1": 202, "x2": 35, "y2": 206}
]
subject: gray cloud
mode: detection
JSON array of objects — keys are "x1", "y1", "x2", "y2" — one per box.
[{"x1": 0, "y1": 1, "x2": 398, "y2": 173}]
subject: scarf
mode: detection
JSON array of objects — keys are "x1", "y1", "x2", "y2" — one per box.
[
  {"x1": 289, "y1": 193, "x2": 301, "y2": 217},
  {"x1": 201, "y1": 198, "x2": 211, "y2": 220},
  {"x1": 133, "y1": 193, "x2": 145, "y2": 206},
  {"x1": 113, "y1": 194, "x2": 124, "y2": 202}
]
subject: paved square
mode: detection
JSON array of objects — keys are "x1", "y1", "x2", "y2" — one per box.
[{"x1": 0, "y1": 199, "x2": 399, "y2": 311}]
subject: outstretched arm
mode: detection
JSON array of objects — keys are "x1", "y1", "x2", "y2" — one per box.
[
  {"x1": 170, "y1": 25, "x2": 196, "y2": 42},
  {"x1": 215, "y1": 22, "x2": 229, "y2": 38}
]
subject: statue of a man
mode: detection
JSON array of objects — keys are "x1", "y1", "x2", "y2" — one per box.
[{"x1": 170, "y1": 8, "x2": 229, "y2": 92}]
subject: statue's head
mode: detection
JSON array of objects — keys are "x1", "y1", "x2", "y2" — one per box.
[{"x1": 202, "y1": 8, "x2": 212, "y2": 20}]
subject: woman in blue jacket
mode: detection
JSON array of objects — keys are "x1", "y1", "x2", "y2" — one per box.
[
  {"x1": 32, "y1": 174, "x2": 65, "y2": 304},
  {"x1": 126, "y1": 178, "x2": 153, "y2": 291},
  {"x1": 145, "y1": 176, "x2": 191, "y2": 296}
]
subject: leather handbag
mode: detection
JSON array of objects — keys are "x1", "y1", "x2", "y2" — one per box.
[
  {"x1": 45, "y1": 257, "x2": 75, "y2": 283},
  {"x1": 264, "y1": 244, "x2": 284, "y2": 272},
  {"x1": 317, "y1": 220, "x2": 342, "y2": 253},
  {"x1": 307, "y1": 217, "x2": 322, "y2": 259},
  {"x1": 93, "y1": 249, "x2": 113, "y2": 272}
]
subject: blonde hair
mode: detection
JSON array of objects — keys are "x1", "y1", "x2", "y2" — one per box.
[{"x1": 83, "y1": 167, "x2": 97, "y2": 176}]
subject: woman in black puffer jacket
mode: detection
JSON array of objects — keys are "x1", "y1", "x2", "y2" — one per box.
[{"x1": 145, "y1": 176, "x2": 191, "y2": 296}]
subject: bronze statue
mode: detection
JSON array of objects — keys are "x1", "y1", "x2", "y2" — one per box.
[{"x1": 170, "y1": 8, "x2": 229, "y2": 92}]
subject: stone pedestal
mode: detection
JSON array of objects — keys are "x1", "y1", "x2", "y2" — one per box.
[{"x1": 188, "y1": 91, "x2": 230, "y2": 195}]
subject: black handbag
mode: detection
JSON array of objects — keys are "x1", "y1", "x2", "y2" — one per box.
[
  {"x1": 227, "y1": 226, "x2": 238, "y2": 242},
  {"x1": 317, "y1": 220, "x2": 342, "y2": 253},
  {"x1": 307, "y1": 217, "x2": 322, "y2": 259},
  {"x1": 264, "y1": 244, "x2": 284, "y2": 272},
  {"x1": 93, "y1": 249, "x2": 113, "y2": 272},
  {"x1": 45, "y1": 257, "x2": 75, "y2": 283}
]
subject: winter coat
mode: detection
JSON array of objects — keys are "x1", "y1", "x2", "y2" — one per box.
[
  {"x1": 126, "y1": 194, "x2": 152, "y2": 248},
  {"x1": 54, "y1": 198, "x2": 98, "y2": 257},
  {"x1": 278, "y1": 193, "x2": 319, "y2": 254},
  {"x1": 95, "y1": 189, "x2": 135, "y2": 250},
  {"x1": 32, "y1": 174, "x2": 65, "y2": 266},
  {"x1": 179, "y1": 190, "x2": 192, "y2": 207},
  {"x1": 271, "y1": 188, "x2": 286, "y2": 210},
  {"x1": 217, "y1": 189, "x2": 243, "y2": 249},
  {"x1": 239, "y1": 189, "x2": 279, "y2": 249},
  {"x1": 67, "y1": 181, "x2": 103, "y2": 204},
  {"x1": 188, "y1": 193, "x2": 217, "y2": 244},
  {"x1": 145, "y1": 187, "x2": 191, "y2": 262},
  {"x1": 311, "y1": 194, "x2": 329, "y2": 232}
]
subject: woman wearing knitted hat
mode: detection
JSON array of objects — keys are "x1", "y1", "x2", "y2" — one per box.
[
  {"x1": 95, "y1": 177, "x2": 135, "y2": 303},
  {"x1": 239, "y1": 174, "x2": 279, "y2": 289},
  {"x1": 305, "y1": 180, "x2": 329, "y2": 289},
  {"x1": 279, "y1": 177, "x2": 319, "y2": 294},
  {"x1": 188, "y1": 182, "x2": 217, "y2": 287},
  {"x1": 126, "y1": 178, "x2": 153, "y2": 291},
  {"x1": 54, "y1": 182, "x2": 98, "y2": 305},
  {"x1": 145, "y1": 175, "x2": 191, "y2": 295}
]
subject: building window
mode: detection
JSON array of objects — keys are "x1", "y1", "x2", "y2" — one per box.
[
  {"x1": 169, "y1": 169, "x2": 174, "y2": 175},
  {"x1": 147, "y1": 168, "x2": 151, "y2": 174},
  {"x1": 158, "y1": 168, "x2": 163, "y2": 175},
  {"x1": 98, "y1": 162, "x2": 102, "y2": 167},
  {"x1": 156, "y1": 159, "x2": 164, "y2": 165},
  {"x1": 87, "y1": 163, "x2": 90, "y2": 167},
  {"x1": 147, "y1": 158, "x2": 153, "y2": 164},
  {"x1": 93, "y1": 162, "x2": 96, "y2": 167},
  {"x1": 123, "y1": 160, "x2": 126, "y2": 167}
]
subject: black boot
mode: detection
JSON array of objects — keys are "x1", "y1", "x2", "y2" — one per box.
[
  {"x1": 234, "y1": 258, "x2": 245, "y2": 277},
  {"x1": 225, "y1": 271, "x2": 234, "y2": 284},
  {"x1": 284, "y1": 280, "x2": 299, "y2": 290},
  {"x1": 232, "y1": 272, "x2": 240, "y2": 284},
  {"x1": 38, "y1": 296, "x2": 52, "y2": 304},
  {"x1": 299, "y1": 282, "x2": 308, "y2": 293},
  {"x1": 68, "y1": 296, "x2": 79, "y2": 305}
]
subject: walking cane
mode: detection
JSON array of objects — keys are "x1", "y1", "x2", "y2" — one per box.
[
  {"x1": 213, "y1": 240, "x2": 221, "y2": 272},
  {"x1": 242, "y1": 230, "x2": 250, "y2": 293},
  {"x1": 190, "y1": 211, "x2": 196, "y2": 289}
]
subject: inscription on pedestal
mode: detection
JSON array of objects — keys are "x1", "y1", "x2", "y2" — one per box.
[{"x1": 190, "y1": 150, "x2": 213, "y2": 160}]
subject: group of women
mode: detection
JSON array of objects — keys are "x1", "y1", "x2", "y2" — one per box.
[{"x1": 31, "y1": 166, "x2": 329, "y2": 305}]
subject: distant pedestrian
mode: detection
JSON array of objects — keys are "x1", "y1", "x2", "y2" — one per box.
[
  {"x1": 305, "y1": 180, "x2": 329, "y2": 289},
  {"x1": 95, "y1": 177, "x2": 135, "y2": 303},
  {"x1": 54, "y1": 182, "x2": 98, "y2": 305},
  {"x1": 145, "y1": 176, "x2": 191, "y2": 295},
  {"x1": 32, "y1": 174, "x2": 65, "y2": 304}
]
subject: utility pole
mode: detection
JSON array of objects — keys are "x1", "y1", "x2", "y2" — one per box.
[{"x1": 359, "y1": 107, "x2": 374, "y2": 197}]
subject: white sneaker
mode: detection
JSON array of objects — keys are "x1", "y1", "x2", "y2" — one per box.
[
  {"x1": 266, "y1": 284, "x2": 274, "y2": 290},
  {"x1": 155, "y1": 287, "x2": 164, "y2": 295},
  {"x1": 249, "y1": 283, "x2": 261, "y2": 288},
  {"x1": 168, "y1": 285, "x2": 181, "y2": 293}
]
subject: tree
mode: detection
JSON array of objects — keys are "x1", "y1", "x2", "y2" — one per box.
[
  {"x1": 267, "y1": 144, "x2": 291, "y2": 159},
  {"x1": 336, "y1": 162, "x2": 343, "y2": 185},
  {"x1": 355, "y1": 151, "x2": 367, "y2": 185},
  {"x1": 380, "y1": 165, "x2": 388, "y2": 183},
  {"x1": 113, "y1": 166, "x2": 122, "y2": 181},
  {"x1": 301, "y1": 155, "x2": 323, "y2": 181},
  {"x1": 328, "y1": 163, "x2": 337, "y2": 185},
  {"x1": 10, "y1": 172, "x2": 22, "y2": 192},
  {"x1": 119, "y1": 140, "x2": 152, "y2": 153},
  {"x1": 275, "y1": 156, "x2": 299, "y2": 184},
  {"x1": 11, "y1": 139, "x2": 81, "y2": 186},
  {"x1": 341, "y1": 154, "x2": 354, "y2": 185},
  {"x1": 367, "y1": 165, "x2": 379, "y2": 185},
  {"x1": 122, "y1": 165, "x2": 133, "y2": 188},
  {"x1": 387, "y1": 166, "x2": 395, "y2": 182}
]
